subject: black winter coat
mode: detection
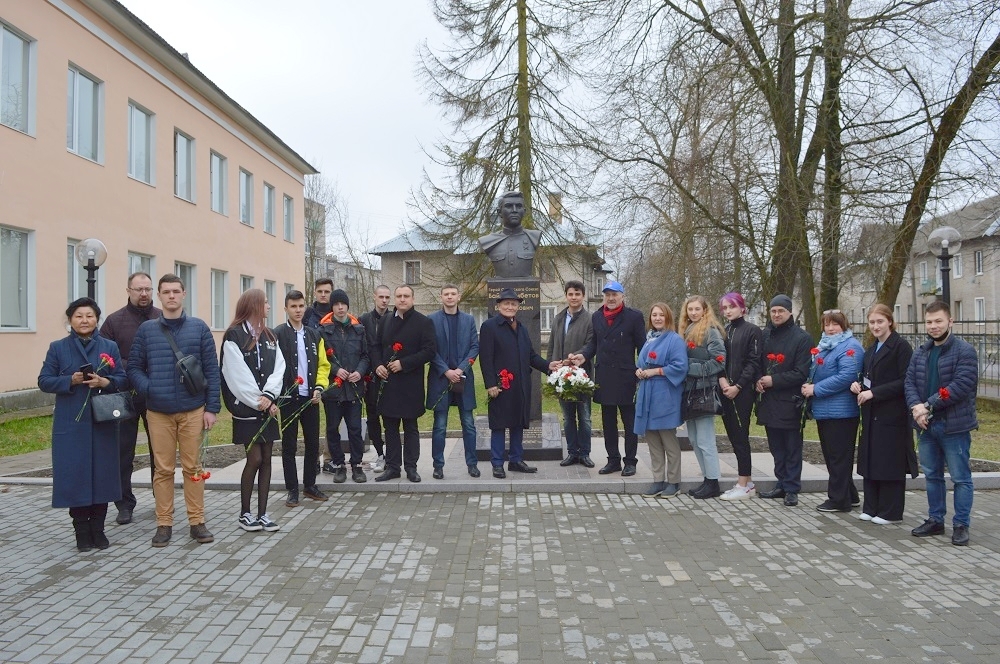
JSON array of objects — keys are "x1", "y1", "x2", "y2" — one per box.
[
  {"x1": 479, "y1": 315, "x2": 549, "y2": 430},
  {"x1": 723, "y1": 317, "x2": 763, "y2": 392},
  {"x1": 371, "y1": 307, "x2": 436, "y2": 419},
  {"x1": 318, "y1": 315, "x2": 370, "y2": 402},
  {"x1": 754, "y1": 318, "x2": 812, "y2": 429},
  {"x1": 579, "y1": 306, "x2": 646, "y2": 406},
  {"x1": 857, "y1": 332, "x2": 918, "y2": 480}
]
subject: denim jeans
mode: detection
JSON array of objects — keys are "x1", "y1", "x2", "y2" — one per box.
[
  {"x1": 432, "y1": 406, "x2": 478, "y2": 468},
  {"x1": 491, "y1": 428, "x2": 524, "y2": 467},
  {"x1": 560, "y1": 398, "x2": 592, "y2": 457},
  {"x1": 765, "y1": 426, "x2": 803, "y2": 493},
  {"x1": 918, "y1": 421, "x2": 974, "y2": 527},
  {"x1": 686, "y1": 415, "x2": 719, "y2": 480},
  {"x1": 324, "y1": 400, "x2": 364, "y2": 467}
]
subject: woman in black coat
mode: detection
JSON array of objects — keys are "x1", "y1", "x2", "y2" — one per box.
[
  {"x1": 851, "y1": 303, "x2": 917, "y2": 524},
  {"x1": 479, "y1": 289, "x2": 550, "y2": 478}
]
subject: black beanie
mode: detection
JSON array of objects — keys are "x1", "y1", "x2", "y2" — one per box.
[
  {"x1": 769, "y1": 294, "x2": 793, "y2": 312},
  {"x1": 330, "y1": 289, "x2": 350, "y2": 307}
]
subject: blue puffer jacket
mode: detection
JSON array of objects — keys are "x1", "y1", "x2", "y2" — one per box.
[
  {"x1": 810, "y1": 337, "x2": 864, "y2": 420},
  {"x1": 904, "y1": 333, "x2": 978, "y2": 434},
  {"x1": 128, "y1": 314, "x2": 221, "y2": 415}
]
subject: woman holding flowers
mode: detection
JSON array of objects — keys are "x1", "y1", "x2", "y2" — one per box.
[
  {"x1": 717, "y1": 292, "x2": 763, "y2": 500},
  {"x1": 851, "y1": 304, "x2": 917, "y2": 524},
  {"x1": 220, "y1": 289, "x2": 285, "y2": 533},
  {"x1": 680, "y1": 295, "x2": 727, "y2": 499},
  {"x1": 800, "y1": 309, "x2": 864, "y2": 513},
  {"x1": 38, "y1": 297, "x2": 128, "y2": 552},
  {"x1": 634, "y1": 303, "x2": 688, "y2": 498}
]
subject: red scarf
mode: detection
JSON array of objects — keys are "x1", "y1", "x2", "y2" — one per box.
[{"x1": 603, "y1": 303, "x2": 624, "y2": 326}]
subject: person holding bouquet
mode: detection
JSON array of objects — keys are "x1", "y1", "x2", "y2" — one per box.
[
  {"x1": 220, "y1": 289, "x2": 285, "y2": 533},
  {"x1": 479, "y1": 288, "x2": 551, "y2": 478},
  {"x1": 634, "y1": 303, "x2": 688, "y2": 498}
]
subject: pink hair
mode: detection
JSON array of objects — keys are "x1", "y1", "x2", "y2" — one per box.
[{"x1": 719, "y1": 292, "x2": 747, "y2": 314}]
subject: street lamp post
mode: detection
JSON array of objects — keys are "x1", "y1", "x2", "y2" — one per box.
[
  {"x1": 927, "y1": 226, "x2": 962, "y2": 309},
  {"x1": 73, "y1": 238, "x2": 108, "y2": 300}
]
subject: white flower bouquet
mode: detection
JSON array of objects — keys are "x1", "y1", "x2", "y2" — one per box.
[{"x1": 543, "y1": 365, "x2": 597, "y2": 401}]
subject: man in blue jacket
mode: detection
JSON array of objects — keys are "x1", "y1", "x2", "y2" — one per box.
[
  {"x1": 128, "y1": 274, "x2": 221, "y2": 548},
  {"x1": 905, "y1": 300, "x2": 979, "y2": 546},
  {"x1": 426, "y1": 285, "x2": 480, "y2": 479}
]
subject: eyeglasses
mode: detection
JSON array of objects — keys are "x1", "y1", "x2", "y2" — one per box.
[
  {"x1": 822, "y1": 309, "x2": 842, "y2": 315},
  {"x1": 129, "y1": 288, "x2": 153, "y2": 294}
]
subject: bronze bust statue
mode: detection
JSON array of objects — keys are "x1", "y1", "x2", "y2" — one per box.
[{"x1": 478, "y1": 191, "x2": 542, "y2": 278}]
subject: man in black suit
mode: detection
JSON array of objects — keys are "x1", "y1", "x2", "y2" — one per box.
[
  {"x1": 372, "y1": 285, "x2": 437, "y2": 482},
  {"x1": 570, "y1": 281, "x2": 646, "y2": 477}
]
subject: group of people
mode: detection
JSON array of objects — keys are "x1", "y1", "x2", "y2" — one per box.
[{"x1": 39, "y1": 269, "x2": 980, "y2": 551}]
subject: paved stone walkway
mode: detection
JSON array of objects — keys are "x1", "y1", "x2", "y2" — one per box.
[{"x1": 1, "y1": 482, "x2": 998, "y2": 663}]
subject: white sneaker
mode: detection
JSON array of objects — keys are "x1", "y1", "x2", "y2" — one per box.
[
  {"x1": 371, "y1": 455, "x2": 385, "y2": 473},
  {"x1": 238, "y1": 512, "x2": 262, "y2": 532},
  {"x1": 858, "y1": 512, "x2": 874, "y2": 521},
  {"x1": 258, "y1": 513, "x2": 280, "y2": 532},
  {"x1": 871, "y1": 516, "x2": 902, "y2": 525},
  {"x1": 720, "y1": 482, "x2": 755, "y2": 500}
]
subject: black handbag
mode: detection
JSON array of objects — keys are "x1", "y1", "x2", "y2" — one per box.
[
  {"x1": 682, "y1": 386, "x2": 720, "y2": 420},
  {"x1": 162, "y1": 327, "x2": 208, "y2": 396},
  {"x1": 91, "y1": 391, "x2": 137, "y2": 422}
]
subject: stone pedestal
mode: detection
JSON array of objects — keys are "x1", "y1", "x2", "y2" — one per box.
[
  {"x1": 486, "y1": 277, "x2": 542, "y2": 421},
  {"x1": 475, "y1": 413, "x2": 563, "y2": 462}
]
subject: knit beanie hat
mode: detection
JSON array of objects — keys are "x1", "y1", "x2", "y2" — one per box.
[
  {"x1": 330, "y1": 289, "x2": 350, "y2": 307},
  {"x1": 769, "y1": 294, "x2": 793, "y2": 312}
]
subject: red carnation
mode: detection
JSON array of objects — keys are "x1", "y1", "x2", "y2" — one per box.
[
  {"x1": 775, "y1": 354, "x2": 785, "y2": 363},
  {"x1": 767, "y1": 353, "x2": 776, "y2": 361},
  {"x1": 810, "y1": 347, "x2": 819, "y2": 356},
  {"x1": 716, "y1": 355, "x2": 725, "y2": 363},
  {"x1": 295, "y1": 376, "x2": 304, "y2": 385},
  {"x1": 939, "y1": 387, "x2": 950, "y2": 400},
  {"x1": 648, "y1": 351, "x2": 657, "y2": 359},
  {"x1": 816, "y1": 358, "x2": 824, "y2": 365},
  {"x1": 333, "y1": 377, "x2": 343, "y2": 388},
  {"x1": 468, "y1": 357, "x2": 476, "y2": 366},
  {"x1": 201, "y1": 471, "x2": 211, "y2": 480},
  {"x1": 846, "y1": 349, "x2": 856, "y2": 357},
  {"x1": 687, "y1": 341, "x2": 696, "y2": 349},
  {"x1": 190, "y1": 474, "x2": 201, "y2": 482},
  {"x1": 392, "y1": 342, "x2": 403, "y2": 352},
  {"x1": 364, "y1": 375, "x2": 373, "y2": 383},
  {"x1": 326, "y1": 348, "x2": 333, "y2": 357},
  {"x1": 100, "y1": 352, "x2": 115, "y2": 369}
]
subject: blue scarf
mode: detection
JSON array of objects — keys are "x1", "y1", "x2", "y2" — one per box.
[
  {"x1": 646, "y1": 329, "x2": 663, "y2": 340},
  {"x1": 817, "y1": 329, "x2": 853, "y2": 351}
]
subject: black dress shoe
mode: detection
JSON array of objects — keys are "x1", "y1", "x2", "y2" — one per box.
[
  {"x1": 621, "y1": 464, "x2": 637, "y2": 477},
  {"x1": 492, "y1": 465, "x2": 506, "y2": 479},
  {"x1": 375, "y1": 470, "x2": 401, "y2": 482},
  {"x1": 406, "y1": 469, "x2": 421, "y2": 483},
  {"x1": 116, "y1": 508, "x2": 133, "y2": 525},
  {"x1": 559, "y1": 455, "x2": 580, "y2": 467},
  {"x1": 911, "y1": 518, "x2": 945, "y2": 537},
  {"x1": 579, "y1": 455, "x2": 595, "y2": 468},
  {"x1": 508, "y1": 460, "x2": 537, "y2": 473},
  {"x1": 759, "y1": 486, "x2": 786, "y2": 499},
  {"x1": 598, "y1": 461, "x2": 622, "y2": 475},
  {"x1": 468, "y1": 465, "x2": 481, "y2": 478},
  {"x1": 432, "y1": 467, "x2": 444, "y2": 480},
  {"x1": 783, "y1": 492, "x2": 798, "y2": 507},
  {"x1": 951, "y1": 525, "x2": 970, "y2": 546}
]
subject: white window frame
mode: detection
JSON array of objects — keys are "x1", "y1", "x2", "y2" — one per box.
[
  {"x1": 404, "y1": 260, "x2": 421, "y2": 285},
  {"x1": 284, "y1": 282, "x2": 294, "y2": 295},
  {"x1": 240, "y1": 275, "x2": 254, "y2": 293},
  {"x1": 919, "y1": 261, "x2": 927, "y2": 282},
  {"x1": 211, "y1": 269, "x2": 228, "y2": 330},
  {"x1": 127, "y1": 251, "x2": 153, "y2": 277},
  {"x1": 283, "y1": 195, "x2": 294, "y2": 242},
  {"x1": 1, "y1": 225, "x2": 33, "y2": 330},
  {"x1": 239, "y1": 169, "x2": 254, "y2": 226},
  {"x1": 66, "y1": 64, "x2": 103, "y2": 162},
  {"x1": 1, "y1": 23, "x2": 36, "y2": 135},
  {"x1": 952, "y1": 253, "x2": 963, "y2": 279},
  {"x1": 210, "y1": 151, "x2": 227, "y2": 215},
  {"x1": 263, "y1": 184, "x2": 276, "y2": 235},
  {"x1": 975, "y1": 250, "x2": 984, "y2": 275},
  {"x1": 541, "y1": 306, "x2": 556, "y2": 332},
  {"x1": 893, "y1": 304, "x2": 901, "y2": 323},
  {"x1": 954, "y1": 300, "x2": 963, "y2": 321},
  {"x1": 265, "y1": 280, "x2": 276, "y2": 327},
  {"x1": 975, "y1": 297, "x2": 986, "y2": 324},
  {"x1": 174, "y1": 262, "x2": 195, "y2": 317},
  {"x1": 174, "y1": 129, "x2": 195, "y2": 201},
  {"x1": 127, "y1": 100, "x2": 154, "y2": 184}
]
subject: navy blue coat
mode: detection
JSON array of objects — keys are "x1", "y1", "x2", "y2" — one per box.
[
  {"x1": 479, "y1": 315, "x2": 549, "y2": 430},
  {"x1": 38, "y1": 333, "x2": 128, "y2": 508},
  {"x1": 858, "y1": 332, "x2": 917, "y2": 480},
  {"x1": 579, "y1": 306, "x2": 646, "y2": 406},
  {"x1": 755, "y1": 319, "x2": 812, "y2": 429},
  {"x1": 128, "y1": 314, "x2": 221, "y2": 415},
  {"x1": 426, "y1": 309, "x2": 479, "y2": 411},
  {"x1": 371, "y1": 307, "x2": 437, "y2": 419},
  {"x1": 904, "y1": 333, "x2": 979, "y2": 434}
]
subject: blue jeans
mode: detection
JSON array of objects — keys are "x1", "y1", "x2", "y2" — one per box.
[
  {"x1": 560, "y1": 398, "x2": 592, "y2": 457},
  {"x1": 686, "y1": 415, "x2": 720, "y2": 480},
  {"x1": 766, "y1": 426, "x2": 803, "y2": 493},
  {"x1": 918, "y1": 421, "x2": 974, "y2": 527},
  {"x1": 432, "y1": 406, "x2": 478, "y2": 468},
  {"x1": 491, "y1": 428, "x2": 524, "y2": 467}
]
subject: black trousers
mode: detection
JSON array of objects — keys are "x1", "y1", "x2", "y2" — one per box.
[
  {"x1": 720, "y1": 387, "x2": 754, "y2": 477},
  {"x1": 325, "y1": 400, "x2": 365, "y2": 467},
  {"x1": 602, "y1": 403, "x2": 638, "y2": 466},
  {"x1": 363, "y1": 384, "x2": 384, "y2": 456},
  {"x1": 280, "y1": 395, "x2": 320, "y2": 491},
  {"x1": 766, "y1": 426, "x2": 803, "y2": 493},
  {"x1": 862, "y1": 478, "x2": 906, "y2": 521},
  {"x1": 115, "y1": 408, "x2": 150, "y2": 512},
  {"x1": 383, "y1": 416, "x2": 420, "y2": 472},
  {"x1": 817, "y1": 417, "x2": 860, "y2": 508}
]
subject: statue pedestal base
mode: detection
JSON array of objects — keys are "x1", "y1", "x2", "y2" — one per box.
[{"x1": 475, "y1": 413, "x2": 563, "y2": 462}]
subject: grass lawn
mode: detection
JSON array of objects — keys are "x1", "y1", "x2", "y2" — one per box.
[{"x1": 5, "y1": 386, "x2": 1000, "y2": 462}]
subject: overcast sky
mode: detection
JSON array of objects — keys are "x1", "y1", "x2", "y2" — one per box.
[{"x1": 119, "y1": 0, "x2": 447, "y2": 248}]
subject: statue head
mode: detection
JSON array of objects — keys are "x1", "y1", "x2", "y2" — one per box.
[{"x1": 496, "y1": 191, "x2": 525, "y2": 230}]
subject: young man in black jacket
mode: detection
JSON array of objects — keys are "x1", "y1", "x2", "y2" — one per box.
[
  {"x1": 358, "y1": 285, "x2": 391, "y2": 472},
  {"x1": 273, "y1": 290, "x2": 330, "y2": 506}
]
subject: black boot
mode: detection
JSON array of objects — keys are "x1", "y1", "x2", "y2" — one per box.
[
  {"x1": 687, "y1": 478, "x2": 708, "y2": 497},
  {"x1": 73, "y1": 518, "x2": 94, "y2": 552},
  {"x1": 90, "y1": 518, "x2": 110, "y2": 550},
  {"x1": 693, "y1": 478, "x2": 721, "y2": 499}
]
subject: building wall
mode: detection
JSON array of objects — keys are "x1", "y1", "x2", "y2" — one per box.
[{"x1": 0, "y1": 0, "x2": 308, "y2": 392}]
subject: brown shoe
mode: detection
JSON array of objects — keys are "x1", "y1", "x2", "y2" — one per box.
[
  {"x1": 151, "y1": 525, "x2": 172, "y2": 548},
  {"x1": 190, "y1": 523, "x2": 214, "y2": 543}
]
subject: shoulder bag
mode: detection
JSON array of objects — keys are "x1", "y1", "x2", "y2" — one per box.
[
  {"x1": 91, "y1": 391, "x2": 137, "y2": 422},
  {"x1": 162, "y1": 326, "x2": 208, "y2": 396}
]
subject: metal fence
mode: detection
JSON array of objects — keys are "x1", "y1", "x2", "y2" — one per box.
[{"x1": 850, "y1": 320, "x2": 1000, "y2": 398}]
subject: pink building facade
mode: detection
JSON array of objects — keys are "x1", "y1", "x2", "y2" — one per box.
[{"x1": 0, "y1": 0, "x2": 316, "y2": 393}]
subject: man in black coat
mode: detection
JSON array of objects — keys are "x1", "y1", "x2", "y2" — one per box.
[
  {"x1": 358, "y1": 284, "x2": 392, "y2": 472},
  {"x1": 372, "y1": 285, "x2": 437, "y2": 482},
  {"x1": 570, "y1": 281, "x2": 646, "y2": 476},
  {"x1": 479, "y1": 288, "x2": 551, "y2": 478},
  {"x1": 754, "y1": 295, "x2": 812, "y2": 507}
]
